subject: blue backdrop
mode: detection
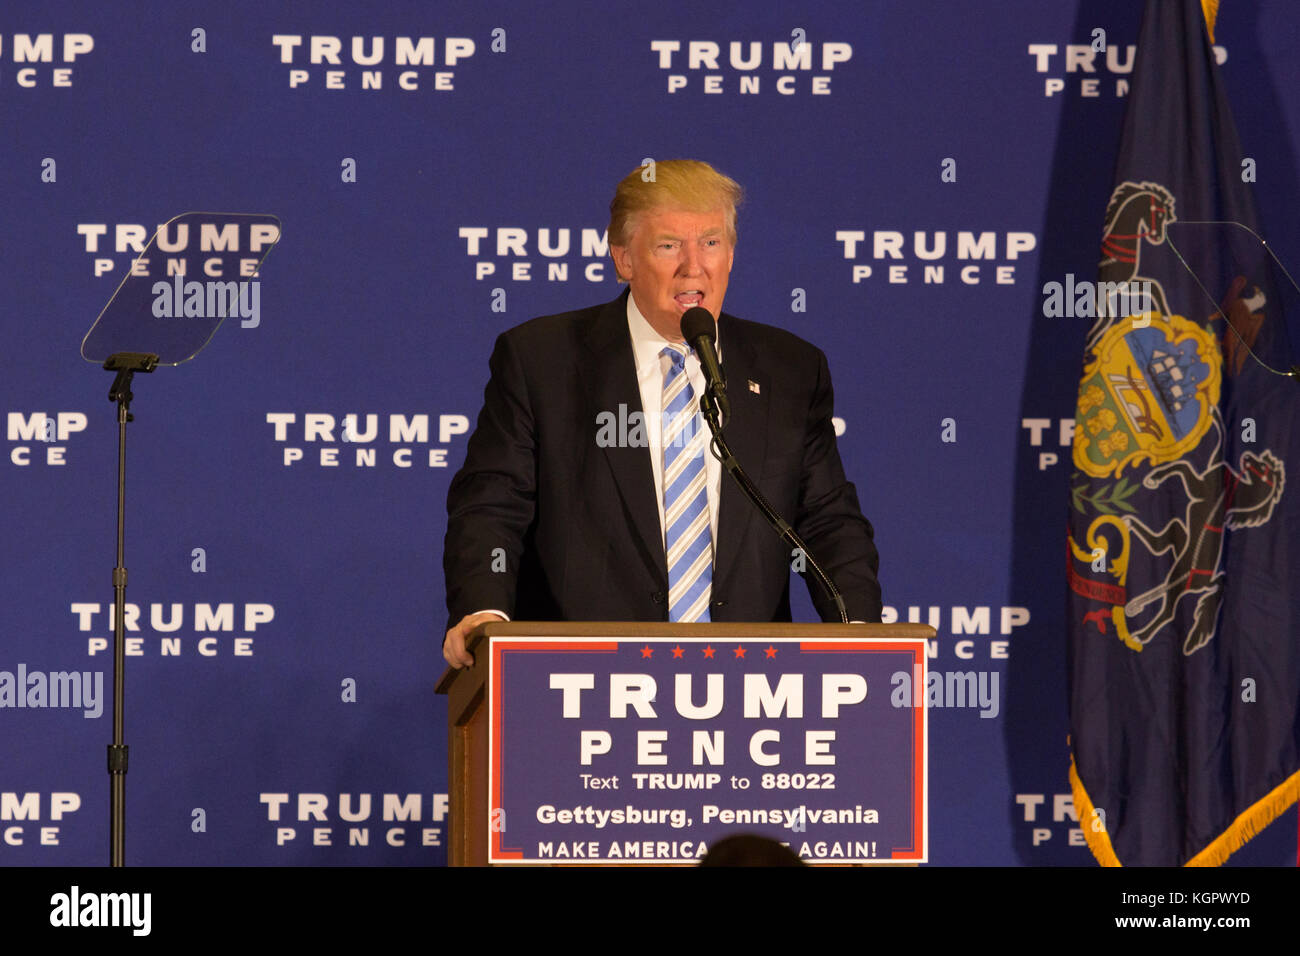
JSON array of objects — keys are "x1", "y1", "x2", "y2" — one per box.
[{"x1": 2, "y1": 0, "x2": 1296, "y2": 865}]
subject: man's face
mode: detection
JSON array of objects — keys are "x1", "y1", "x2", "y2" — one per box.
[{"x1": 611, "y1": 206, "x2": 734, "y2": 341}]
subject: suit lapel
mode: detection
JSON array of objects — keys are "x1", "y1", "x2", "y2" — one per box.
[
  {"x1": 580, "y1": 293, "x2": 669, "y2": 589},
  {"x1": 712, "y1": 315, "x2": 769, "y2": 597},
  {"x1": 579, "y1": 299, "x2": 770, "y2": 600}
]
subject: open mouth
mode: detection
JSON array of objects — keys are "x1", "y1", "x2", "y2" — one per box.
[{"x1": 674, "y1": 291, "x2": 704, "y2": 308}]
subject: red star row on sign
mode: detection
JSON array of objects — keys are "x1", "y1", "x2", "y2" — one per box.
[{"x1": 639, "y1": 645, "x2": 781, "y2": 659}]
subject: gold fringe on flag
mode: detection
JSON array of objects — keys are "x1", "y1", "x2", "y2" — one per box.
[
  {"x1": 1186, "y1": 770, "x2": 1300, "y2": 866},
  {"x1": 1070, "y1": 755, "x2": 1300, "y2": 866},
  {"x1": 1202, "y1": 0, "x2": 1219, "y2": 42},
  {"x1": 1068, "y1": 756, "x2": 1121, "y2": 867}
]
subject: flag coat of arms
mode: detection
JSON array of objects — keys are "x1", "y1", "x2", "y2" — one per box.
[{"x1": 1068, "y1": 0, "x2": 1300, "y2": 866}]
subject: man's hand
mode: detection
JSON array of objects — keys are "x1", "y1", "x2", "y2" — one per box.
[{"x1": 443, "y1": 611, "x2": 506, "y2": 669}]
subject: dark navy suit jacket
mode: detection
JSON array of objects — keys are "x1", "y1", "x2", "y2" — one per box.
[{"x1": 444, "y1": 291, "x2": 882, "y2": 628}]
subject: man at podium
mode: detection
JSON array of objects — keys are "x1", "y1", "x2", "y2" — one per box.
[{"x1": 443, "y1": 160, "x2": 881, "y2": 667}]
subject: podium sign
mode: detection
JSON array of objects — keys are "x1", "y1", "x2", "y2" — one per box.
[{"x1": 486, "y1": 634, "x2": 927, "y2": 864}]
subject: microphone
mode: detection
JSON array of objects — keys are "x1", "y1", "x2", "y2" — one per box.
[{"x1": 681, "y1": 307, "x2": 729, "y2": 421}]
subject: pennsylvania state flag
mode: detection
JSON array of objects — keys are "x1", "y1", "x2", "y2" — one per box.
[{"x1": 1068, "y1": 0, "x2": 1300, "y2": 866}]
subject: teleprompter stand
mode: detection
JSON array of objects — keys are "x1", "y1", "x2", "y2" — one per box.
[
  {"x1": 80, "y1": 212, "x2": 282, "y2": 865},
  {"x1": 102, "y1": 352, "x2": 158, "y2": 868}
]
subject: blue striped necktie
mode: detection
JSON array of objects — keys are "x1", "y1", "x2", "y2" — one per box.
[{"x1": 661, "y1": 345, "x2": 713, "y2": 622}]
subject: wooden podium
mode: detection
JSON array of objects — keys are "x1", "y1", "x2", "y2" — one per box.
[{"x1": 435, "y1": 620, "x2": 934, "y2": 866}]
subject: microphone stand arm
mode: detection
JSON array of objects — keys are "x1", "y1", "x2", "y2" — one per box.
[{"x1": 698, "y1": 385, "x2": 848, "y2": 624}]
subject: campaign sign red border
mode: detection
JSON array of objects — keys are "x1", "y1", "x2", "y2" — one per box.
[{"x1": 488, "y1": 636, "x2": 927, "y2": 864}]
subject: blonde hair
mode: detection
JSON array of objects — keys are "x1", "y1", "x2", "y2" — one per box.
[{"x1": 608, "y1": 159, "x2": 743, "y2": 248}]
